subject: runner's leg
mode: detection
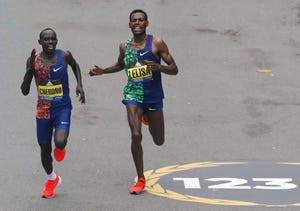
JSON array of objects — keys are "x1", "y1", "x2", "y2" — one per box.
[
  {"x1": 53, "y1": 109, "x2": 71, "y2": 149},
  {"x1": 148, "y1": 111, "x2": 165, "y2": 146},
  {"x1": 39, "y1": 143, "x2": 53, "y2": 174},
  {"x1": 126, "y1": 104, "x2": 144, "y2": 178},
  {"x1": 37, "y1": 118, "x2": 53, "y2": 174},
  {"x1": 54, "y1": 129, "x2": 69, "y2": 149}
]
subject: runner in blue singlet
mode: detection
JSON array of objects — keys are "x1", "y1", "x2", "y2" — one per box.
[
  {"x1": 89, "y1": 9, "x2": 178, "y2": 194},
  {"x1": 21, "y1": 28, "x2": 85, "y2": 198}
]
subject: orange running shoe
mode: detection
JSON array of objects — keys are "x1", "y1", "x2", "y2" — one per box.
[
  {"x1": 54, "y1": 147, "x2": 66, "y2": 162},
  {"x1": 130, "y1": 178, "x2": 146, "y2": 194},
  {"x1": 41, "y1": 174, "x2": 62, "y2": 198},
  {"x1": 141, "y1": 115, "x2": 149, "y2": 126}
]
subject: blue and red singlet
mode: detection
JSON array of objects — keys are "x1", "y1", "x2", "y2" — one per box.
[{"x1": 34, "y1": 49, "x2": 72, "y2": 119}]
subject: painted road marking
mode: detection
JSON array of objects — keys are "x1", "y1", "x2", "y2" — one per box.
[{"x1": 141, "y1": 161, "x2": 300, "y2": 207}]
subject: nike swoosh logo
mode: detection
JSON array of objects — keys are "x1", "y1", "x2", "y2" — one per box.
[
  {"x1": 53, "y1": 66, "x2": 63, "y2": 72},
  {"x1": 139, "y1": 51, "x2": 150, "y2": 56}
]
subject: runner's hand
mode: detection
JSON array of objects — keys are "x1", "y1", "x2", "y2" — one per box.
[
  {"x1": 26, "y1": 48, "x2": 36, "y2": 74},
  {"x1": 29, "y1": 49, "x2": 36, "y2": 71},
  {"x1": 76, "y1": 85, "x2": 85, "y2": 104},
  {"x1": 143, "y1": 60, "x2": 161, "y2": 71},
  {"x1": 89, "y1": 65, "x2": 104, "y2": 76}
]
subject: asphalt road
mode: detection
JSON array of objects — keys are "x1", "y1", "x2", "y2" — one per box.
[{"x1": 2, "y1": 0, "x2": 300, "y2": 210}]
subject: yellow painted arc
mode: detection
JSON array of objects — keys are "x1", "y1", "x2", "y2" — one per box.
[{"x1": 257, "y1": 69, "x2": 272, "y2": 73}]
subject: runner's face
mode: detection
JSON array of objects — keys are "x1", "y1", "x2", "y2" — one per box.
[
  {"x1": 39, "y1": 30, "x2": 57, "y2": 53},
  {"x1": 129, "y1": 13, "x2": 148, "y2": 36}
]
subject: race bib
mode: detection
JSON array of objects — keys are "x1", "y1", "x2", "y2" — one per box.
[
  {"x1": 38, "y1": 83, "x2": 63, "y2": 98},
  {"x1": 127, "y1": 65, "x2": 152, "y2": 82}
]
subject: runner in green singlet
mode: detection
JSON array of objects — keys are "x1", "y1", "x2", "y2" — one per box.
[{"x1": 89, "y1": 9, "x2": 178, "y2": 194}]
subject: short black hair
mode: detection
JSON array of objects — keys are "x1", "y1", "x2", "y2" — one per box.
[
  {"x1": 39, "y1": 28, "x2": 56, "y2": 39},
  {"x1": 129, "y1": 9, "x2": 148, "y2": 21}
]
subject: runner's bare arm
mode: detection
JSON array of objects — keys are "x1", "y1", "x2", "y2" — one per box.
[
  {"x1": 153, "y1": 37, "x2": 178, "y2": 75},
  {"x1": 21, "y1": 49, "x2": 36, "y2": 96},
  {"x1": 89, "y1": 43, "x2": 125, "y2": 76},
  {"x1": 65, "y1": 50, "x2": 85, "y2": 104}
]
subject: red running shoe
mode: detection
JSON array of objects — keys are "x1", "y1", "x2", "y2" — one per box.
[
  {"x1": 130, "y1": 178, "x2": 146, "y2": 194},
  {"x1": 54, "y1": 147, "x2": 66, "y2": 162},
  {"x1": 141, "y1": 115, "x2": 149, "y2": 126},
  {"x1": 41, "y1": 174, "x2": 62, "y2": 198}
]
